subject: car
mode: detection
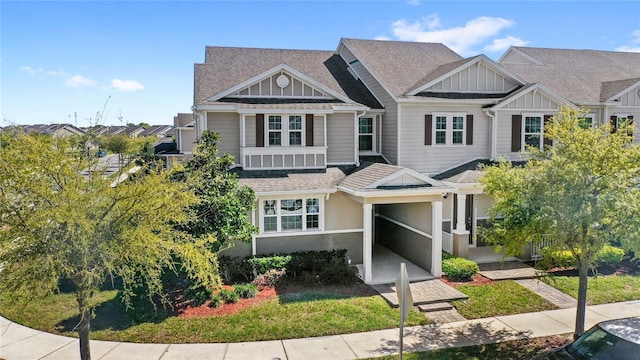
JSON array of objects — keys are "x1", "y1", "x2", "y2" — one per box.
[
  {"x1": 96, "y1": 150, "x2": 107, "y2": 157},
  {"x1": 534, "y1": 317, "x2": 640, "y2": 359}
]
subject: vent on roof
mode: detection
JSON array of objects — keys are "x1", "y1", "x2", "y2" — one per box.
[{"x1": 347, "y1": 66, "x2": 359, "y2": 80}]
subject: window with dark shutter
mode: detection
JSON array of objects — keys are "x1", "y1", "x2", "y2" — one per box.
[
  {"x1": 305, "y1": 114, "x2": 314, "y2": 146},
  {"x1": 543, "y1": 115, "x2": 553, "y2": 147},
  {"x1": 466, "y1": 114, "x2": 474, "y2": 145},
  {"x1": 512, "y1": 115, "x2": 522, "y2": 152},
  {"x1": 256, "y1": 114, "x2": 264, "y2": 147},
  {"x1": 610, "y1": 116, "x2": 618, "y2": 134},
  {"x1": 628, "y1": 116, "x2": 634, "y2": 137},
  {"x1": 425, "y1": 114, "x2": 432, "y2": 145}
]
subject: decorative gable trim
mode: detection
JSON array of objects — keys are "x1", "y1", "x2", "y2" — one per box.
[
  {"x1": 206, "y1": 63, "x2": 354, "y2": 104},
  {"x1": 497, "y1": 47, "x2": 544, "y2": 65},
  {"x1": 365, "y1": 168, "x2": 443, "y2": 190},
  {"x1": 489, "y1": 83, "x2": 576, "y2": 111},
  {"x1": 407, "y1": 55, "x2": 526, "y2": 96},
  {"x1": 605, "y1": 79, "x2": 640, "y2": 104}
]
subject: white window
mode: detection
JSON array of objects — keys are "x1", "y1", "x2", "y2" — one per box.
[
  {"x1": 261, "y1": 197, "x2": 321, "y2": 233},
  {"x1": 266, "y1": 114, "x2": 305, "y2": 146},
  {"x1": 433, "y1": 113, "x2": 465, "y2": 146},
  {"x1": 358, "y1": 117, "x2": 374, "y2": 151},
  {"x1": 578, "y1": 114, "x2": 594, "y2": 129},
  {"x1": 612, "y1": 114, "x2": 632, "y2": 134},
  {"x1": 523, "y1": 114, "x2": 542, "y2": 150}
]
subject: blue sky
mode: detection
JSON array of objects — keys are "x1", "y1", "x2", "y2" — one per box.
[{"x1": 2, "y1": 1, "x2": 639, "y2": 127}]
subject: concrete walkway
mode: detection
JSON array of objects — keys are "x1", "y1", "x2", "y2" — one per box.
[{"x1": 2, "y1": 301, "x2": 639, "y2": 360}]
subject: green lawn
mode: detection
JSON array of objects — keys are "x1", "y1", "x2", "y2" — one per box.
[
  {"x1": 452, "y1": 280, "x2": 557, "y2": 319},
  {"x1": 0, "y1": 289, "x2": 429, "y2": 343},
  {"x1": 542, "y1": 274, "x2": 640, "y2": 305}
]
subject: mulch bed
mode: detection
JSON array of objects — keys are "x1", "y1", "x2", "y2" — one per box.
[
  {"x1": 440, "y1": 273, "x2": 493, "y2": 287},
  {"x1": 529, "y1": 256, "x2": 639, "y2": 277}
]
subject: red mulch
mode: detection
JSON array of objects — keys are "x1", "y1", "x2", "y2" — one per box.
[
  {"x1": 440, "y1": 273, "x2": 493, "y2": 287},
  {"x1": 177, "y1": 285, "x2": 277, "y2": 319}
]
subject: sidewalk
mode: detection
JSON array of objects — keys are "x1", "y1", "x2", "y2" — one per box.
[{"x1": 2, "y1": 300, "x2": 639, "y2": 359}]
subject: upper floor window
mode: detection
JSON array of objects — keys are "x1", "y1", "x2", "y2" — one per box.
[
  {"x1": 433, "y1": 113, "x2": 465, "y2": 146},
  {"x1": 268, "y1": 115, "x2": 282, "y2": 146},
  {"x1": 359, "y1": 117, "x2": 373, "y2": 151},
  {"x1": 289, "y1": 116, "x2": 302, "y2": 146},
  {"x1": 266, "y1": 114, "x2": 305, "y2": 147},
  {"x1": 262, "y1": 197, "x2": 321, "y2": 233},
  {"x1": 524, "y1": 115, "x2": 542, "y2": 149}
]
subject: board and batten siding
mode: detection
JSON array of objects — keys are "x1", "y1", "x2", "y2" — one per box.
[
  {"x1": 206, "y1": 112, "x2": 240, "y2": 163},
  {"x1": 338, "y1": 45, "x2": 397, "y2": 164},
  {"x1": 398, "y1": 104, "x2": 491, "y2": 174},
  {"x1": 326, "y1": 112, "x2": 356, "y2": 164},
  {"x1": 615, "y1": 85, "x2": 640, "y2": 107},
  {"x1": 425, "y1": 63, "x2": 519, "y2": 93}
]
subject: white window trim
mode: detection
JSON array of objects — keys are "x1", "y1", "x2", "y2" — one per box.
[
  {"x1": 358, "y1": 116, "x2": 376, "y2": 154},
  {"x1": 522, "y1": 113, "x2": 544, "y2": 151},
  {"x1": 432, "y1": 112, "x2": 466, "y2": 146},
  {"x1": 578, "y1": 113, "x2": 596, "y2": 129},
  {"x1": 259, "y1": 196, "x2": 324, "y2": 234},
  {"x1": 266, "y1": 114, "x2": 306, "y2": 147}
]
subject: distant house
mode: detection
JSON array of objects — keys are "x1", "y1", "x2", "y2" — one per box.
[
  {"x1": 178, "y1": 39, "x2": 639, "y2": 284},
  {"x1": 1, "y1": 123, "x2": 87, "y2": 138},
  {"x1": 139, "y1": 125, "x2": 174, "y2": 138}
]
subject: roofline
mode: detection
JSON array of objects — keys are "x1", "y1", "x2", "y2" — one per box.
[
  {"x1": 337, "y1": 185, "x2": 455, "y2": 198},
  {"x1": 407, "y1": 55, "x2": 527, "y2": 95},
  {"x1": 338, "y1": 39, "x2": 399, "y2": 102},
  {"x1": 397, "y1": 97, "x2": 503, "y2": 105},
  {"x1": 204, "y1": 63, "x2": 355, "y2": 104},
  {"x1": 497, "y1": 47, "x2": 544, "y2": 65},
  {"x1": 488, "y1": 83, "x2": 577, "y2": 111},
  {"x1": 253, "y1": 188, "x2": 338, "y2": 197},
  {"x1": 606, "y1": 79, "x2": 640, "y2": 102},
  {"x1": 364, "y1": 167, "x2": 445, "y2": 189}
]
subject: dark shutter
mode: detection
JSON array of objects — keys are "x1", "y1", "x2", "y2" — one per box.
[
  {"x1": 610, "y1": 116, "x2": 618, "y2": 134},
  {"x1": 628, "y1": 116, "x2": 634, "y2": 137},
  {"x1": 466, "y1": 114, "x2": 474, "y2": 145},
  {"x1": 425, "y1": 114, "x2": 432, "y2": 145},
  {"x1": 305, "y1": 114, "x2": 314, "y2": 147},
  {"x1": 511, "y1": 115, "x2": 522, "y2": 152},
  {"x1": 543, "y1": 115, "x2": 553, "y2": 147},
  {"x1": 256, "y1": 114, "x2": 264, "y2": 147}
]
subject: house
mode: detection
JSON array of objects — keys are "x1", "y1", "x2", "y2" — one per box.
[
  {"x1": 187, "y1": 39, "x2": 640, "y2": 285},
  {"x1": 1, "y1": 123, "x2": 88, "y2": 138}
]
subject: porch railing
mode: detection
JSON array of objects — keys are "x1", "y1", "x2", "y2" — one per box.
[
  {"x1": 442, "y1": 231, "x2": 453, "y2": 254},
  {"x1": 530, "y1": 234, "x2": 555, "y2": 259},
  {"x1": 240, "y1": 146, "x2": 327, "y2": 170}
]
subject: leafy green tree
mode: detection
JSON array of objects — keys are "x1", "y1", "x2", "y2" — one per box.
[
  {"x1": 176, "y1": 130, "x2": 257, "y2": 252},
  {"x1": 0, "y1": 132, "x2": 219, "y2": 360},
  {"x1": 96, "y1": 134, "x2": 146, "y2": 169},
  {"x1": 481, "y1": 106, "x2": 640, "y2": 338}
]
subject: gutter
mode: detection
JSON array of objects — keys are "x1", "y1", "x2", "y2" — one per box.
[{"x1": 483, "y1": 109, "x2": 497, "y2": 161}]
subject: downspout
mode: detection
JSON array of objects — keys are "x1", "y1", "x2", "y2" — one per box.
[
  {"x1": 355, "y1": 110, "x2": 367, "y2": 167},
  {"x1": 484, "y1": 109, "x2": 497, "y2": 161}
]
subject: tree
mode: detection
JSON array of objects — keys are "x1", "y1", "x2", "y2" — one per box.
[
  {"x1": 481, "y1": 106, "x2": 640, "y2": 338},
  {"x1": 176, "y1": 130, "x2": 257, "y2": 252},
  {"x1": 96, "y1": 134, "x2": 146, "y2": 170},
  {"x1": 0, "y1": 132, "x2": 219, "y2": 360}
]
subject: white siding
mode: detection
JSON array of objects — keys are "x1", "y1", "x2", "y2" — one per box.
[
  {"x1": 476, "y1": 194, "x2": 494, "y2": 218},
  {"x1": 338, "y1": 45, "x2": 397, "y2": 164},
  {"x1": 313, "y1": 115, "x2": 324, "y2": 146},
  {"x1": 616, "y1": 85, "x2": 640, "y2": 106},
  {"x1": 327, "y1": 112, "x2": 356, "y2": 164},
  {"x1": 245, "y1": 115, "x2": 256, "y2": 147},
  {"x1": 206, "y1": 112, "x2": 240, "y2": 163},
  {"x1": 398, "y1": 104, "x2": 491, "y2": 174},
  {"x1": 179, "y1": 128, "x2": 197, "y2": 153},
  {"x1": 427, "y1": 63, "x2": 519, "y2": 93}
]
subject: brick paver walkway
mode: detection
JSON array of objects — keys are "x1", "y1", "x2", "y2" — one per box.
[
  {"x1": 426, "y1": 308, "x2": 467, "y2": 323},
  {"x1": 478, "y1": 261, "x2": 544, "y2": 280},
  {"x1": 372, "y1": 279, "x2": 468, "y2": 307},
  {"x1": 515, "y1": 278, "x2": 578, "y2": 308}
]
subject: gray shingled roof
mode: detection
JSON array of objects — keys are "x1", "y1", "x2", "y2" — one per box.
[
  {"x1": 195, "y1": 47, "x2": 349, "y2": 105},
  {"x1": 339, "y1": 163, "x2": 404, "y2": 192},
  {"x1": 174, "y1": 113, "x2": 195, "y2": 127},
  {"x1": 238, "y1": 168, "x2": 348, "y2": 194},
  {"x1": 341, "y1": 38, "x2": 463, "y2": 97},
  {"x1": 500, "y1": 47, "x2": 640, "y2": 103},
  {"x1": 601, "y1": 78, "x2": 640, "y2": 102}
]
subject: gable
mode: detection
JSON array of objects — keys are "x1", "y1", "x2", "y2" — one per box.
[
  {"x1": 498, "y1": 48, "x2": 543, "y2": 65},
  {"x1": 229, "y1": 70, "x2": 334, "y2": 99},
  {"x1": 603, "y1": 79, "x2": 640, "y2": 106},
  {"x1": 365, "y1": 167, "x2": 441, "y2": 190},
  {"x1": 422, "y1": 61, "x2": 521, "y2": 93},
  {"x1": 492, "y1": 84, "x2": 574, "y2": 111},
  {"x1": 615, "y1": 83, "x2": 640, "y2": 106}
]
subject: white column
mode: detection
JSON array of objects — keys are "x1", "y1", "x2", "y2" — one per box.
[
  {"x1": 323, "y1": 114, "x2": 328, "y2": 147},
  {"x1": 363, "y1": 203, "x2": 373, "y2": 284},
  {"x1": 431, "y1": 200, "x2": 443, "y2": 277},
  {"x1": 240, "y1": 114, "x2": 246, "y2": 147},
  {"x1": 456, "y1": 194, "x2": 467, "y2": 231}
]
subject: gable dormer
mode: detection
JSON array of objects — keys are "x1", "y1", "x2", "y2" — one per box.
[{"x1": 407, "y1": 55, "x2": 525, "y2": 96}]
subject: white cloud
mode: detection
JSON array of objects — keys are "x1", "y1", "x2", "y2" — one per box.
[
  {"x1": 111, "y1": 79, "x2": 144, "y2": 92},
  {"x1": 484, "y1": 36, "x2": 529, "y2": 52},
  {"x1": 47, "y1": 70, "x2": 68, "y2": 77},
  {"x1": 65, "y1": 75, "x2": 96, "y2": 88},
  {"x1": 19, "y1": 66, "x2": 43, "y2": 75},
  {"x1": 386, "y1": 14, "x2": 520, "y2": 56},
  {"x1": 374, "y1": 35, "x2": 391, "y2": 41},
  {"x1": 615, "y1": 29, "x2": 640, "y2": 53},
  {"x1": 407, "y1": 0, "x2": 420, "y2": 6}
]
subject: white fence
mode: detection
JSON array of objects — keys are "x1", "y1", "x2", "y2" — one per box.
[
  {"x1": 530, "y1": 234, "x2": 555, "y2": 259},
  {"x1": 442, "y1": 231, "x2": 453, "y2": 254}
]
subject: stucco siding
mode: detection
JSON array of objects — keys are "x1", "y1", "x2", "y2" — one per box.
[
  {"x1": 327, "y1": 112, "x2": 356, "y2": 163},
  {"x1": 219, "y1": 240, "x2": 252, "y2": 258},
  {"x1": 399, "y1": 104, "x2": 491, "y2": 174},
  {"x1": 207, "y1": 112, "x2": 240, "y2": 163},
  {"x1": 377, "y1": 202, "x2": 431, "y2": 233},
  {"x1": 376, "y1": 219, "x2": 431, "y2": 271},
  {"x1": 255, "y1": 233, "x2": 363, "y2": 263},
  {"x1": 325, "y1": 192, "x2": 363, "y2": 230}
]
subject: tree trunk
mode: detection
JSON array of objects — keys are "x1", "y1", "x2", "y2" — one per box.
[
  {"x1": 78, "y1": 300, "x2": 92, "y2": 360},
  {"x1": 574, "y1": 261, "x2": 589, "y2": 339}
]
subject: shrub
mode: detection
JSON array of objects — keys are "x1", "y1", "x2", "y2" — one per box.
[
  {"x1": 219, "y1": 256, "x2": 252, "y2": 283},
  {"x1": 247, "y1": 255, "x2": 291, "y2": 277},
  {"x1": 233, "y1": 283, "x2": 258, "y2": 299},
  {"x1": 594, "y1": 245, "x2": 625, "y2": 266},
  {"x1": 183, "y1": 285, "x2": 213, "y2": 306},
  {"x1": 442, "y1": 257, "x2": 479, "y2": 281},
  {"x1": 252, "y1": 269, "x2": 286, "y2": 289},
  {"x1": 209, "y1": 295, "x2": 223, "y2": 308},
  {"x1": 219, "y1": 288, "x2": 239, "y2": 303}
]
